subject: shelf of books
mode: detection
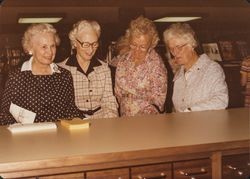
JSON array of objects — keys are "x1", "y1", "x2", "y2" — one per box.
[
  {"x1": 202, "y1": 40, "x2": 250, "y2": 67},
  {"x1": 0, "y1": 47, "x2": 28, "y2": 101}
]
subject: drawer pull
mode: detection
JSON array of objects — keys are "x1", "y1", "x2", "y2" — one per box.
[
  {"x1": 137, "y1": 172, "x2": 166, "y2": 179},
  {"x1": 179, "y1": 168, "x2": 207, "y2": 176},
  {"x1": 227, "y1": 165, "x2": 244, "y2": 176}
]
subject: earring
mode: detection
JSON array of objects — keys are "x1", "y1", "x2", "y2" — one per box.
[{"x1": 28, "y1": 51, "x2": 32, "y2": 55}]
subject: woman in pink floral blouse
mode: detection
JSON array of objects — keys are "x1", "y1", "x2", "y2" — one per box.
[{"x1": 114, "y1": 16, "x2": 168, "y2": 116}]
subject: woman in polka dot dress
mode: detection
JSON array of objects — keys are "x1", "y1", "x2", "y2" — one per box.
[{"x1": 0, "y1": 23, "x2": 85, "y2": 125}]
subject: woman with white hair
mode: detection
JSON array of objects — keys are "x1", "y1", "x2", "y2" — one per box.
[
  {"x1": 0, "y1": 23, "x2": 85, "y2": 125},
  {"x1": 163, "y1": 23, "x2": 228, "y2": 112},
  {"x1": 58, "y1": 19, "x2": 118, "y2": 119}
]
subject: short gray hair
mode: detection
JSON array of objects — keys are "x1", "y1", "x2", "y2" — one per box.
[
  {"x1": 69, "y1": 19, "x2": 101, "y2": 49},
  {"x1": 163, "y1": 23, "x2": 198, "y2": 48},
  {"x1": 22, "y1": 23, "x2": 60, "y2": 53}
]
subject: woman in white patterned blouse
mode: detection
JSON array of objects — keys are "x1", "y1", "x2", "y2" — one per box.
[{"x1": 163, "y1": 23, "x2": 228, "y2": 112}]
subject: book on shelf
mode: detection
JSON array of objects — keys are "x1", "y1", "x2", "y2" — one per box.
[
  {"x1": 218, "y1": 41, "x2": 237, "y2": 61},
  {"x1": 61, "y1": 118, "x2": 90, "y2": 130},
  {"x1": 235, "y1": 40, "x2": 250, "y2": 59},
  {"x1": 202, "y1": 43, "x2": 222, "y2": 61}
]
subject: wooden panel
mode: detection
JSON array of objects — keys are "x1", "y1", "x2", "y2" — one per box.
[
  {"x1": 173, "y1": 159, "x2": 211, "y2": 179},
  {"x1": 131, "y1": 163, "x2": 172, "y2": 179},
  {"x1": 39, "y1": 172, "x2": 84, "y2": 179},
  {"x1": 222, "y1": 153, "x2": 250, "y2": 179},
  {"x1": 86, "y1": 168, "x2": 129, "y2": 179},
  {"x1": 211, "y1": 152, "x2": 222, "y2": 179},
  {"x1": 0, "y1": 108, "x2": 249, "y2": 179}
]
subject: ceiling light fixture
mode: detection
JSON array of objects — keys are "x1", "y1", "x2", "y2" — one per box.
[
  {"x1": 18, "y1": 17, "x2": 63, "y2": 24},
  {"x1": 154, "y1": 16, "x2": 201, "y2": 22}
]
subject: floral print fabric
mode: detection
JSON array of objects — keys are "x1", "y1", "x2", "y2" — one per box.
[{"x1": 115, "y1": 49, "x2": 167, "y2": 116}]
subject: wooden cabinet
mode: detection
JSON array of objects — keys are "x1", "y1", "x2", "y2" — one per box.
[
  {"x1": 173, "y1": 159, "x2": 212, "y2": 179},
  {"x1": 0, "y1": 109, "x2": 249, "y2": 179},
  {"x1": 39, "y1": 172, "x2": 84, "y2": 179},
  {"x1": 131, "y1": 163, "x2": 172, "y2": 179},
  {"x1": 222, "y1": 153, "x2": 250, "y2": 179},
  {"x1": 86, "y1": 168, "x2": 129, "y2": 179}
]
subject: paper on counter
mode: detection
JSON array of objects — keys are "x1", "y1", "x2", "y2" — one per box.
[
  {"x1": 8, "y1": 122, "x2": 57, "y2": 133},
  {"x1": 9, "y1": 102, "x2": 36, "y2": 124}
]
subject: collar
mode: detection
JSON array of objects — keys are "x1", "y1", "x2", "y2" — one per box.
[
  {"x1": 21, "y1": 56, "x2": 61, "y2": 73},
  {"x1": 65, "y1": 54, "x2": 102, "y2": 75},
  {"x1": 173, "y1": 54, "x2": 206, "y2": 81}
]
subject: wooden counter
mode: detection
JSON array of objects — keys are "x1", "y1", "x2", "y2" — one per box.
[{"x1": 0, "y1": 108, "x2": 249, "y2": 178}]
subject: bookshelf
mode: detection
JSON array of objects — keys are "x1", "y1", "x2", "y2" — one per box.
[{"x1": 0, "y1": 47, "x2": 28, "y2": 103}]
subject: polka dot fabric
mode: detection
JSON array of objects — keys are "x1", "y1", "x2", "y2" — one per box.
[{"x1": 0, "y1": 66, "x2": 85, "y2": 125}]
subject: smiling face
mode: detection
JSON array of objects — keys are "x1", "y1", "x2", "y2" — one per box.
[
  {"x1": 75, "y1": 28, "x2": 99, "y2": 62},
  {"x1": 30, "y1": 32, "x2": 57, "y2": 67},
  {"x1": 129, "y1": 33, "x2": 152, "y2": 61}
]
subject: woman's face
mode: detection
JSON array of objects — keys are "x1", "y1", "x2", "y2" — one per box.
[
  {"x1": 75, "y1": 29, "x2": 99, "y2": 61},
  {"x1": 129, "y1": 34, "x2": 152, "y2": 61},
  {"x1": 30, "y1": 32, "x2": 56, "y2": 66},
  {"x1": 167, "y1": 37, "x2": 193, "y2": 66}
]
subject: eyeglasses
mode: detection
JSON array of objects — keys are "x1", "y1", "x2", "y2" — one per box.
[
  {"x1": 129, "y1": 44, "x2": 148, "y2": 52},
  {"x1": 169, "y1": 43, "x2": 188, "y2": 55},
  {"x1": 76, "y1": 38, "x2": 99, "y2": 48}
]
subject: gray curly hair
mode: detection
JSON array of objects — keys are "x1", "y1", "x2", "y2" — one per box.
[{"x1": 163, "y1": 23, "x2": 198, "y2": 48}]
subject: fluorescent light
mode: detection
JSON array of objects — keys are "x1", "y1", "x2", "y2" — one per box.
[
  {"x1": 18, "y1": 17, "x2": 62, "y2": 24},
  {"x1": 154, "y1": 17, "x2": 201, "y2": 22}
]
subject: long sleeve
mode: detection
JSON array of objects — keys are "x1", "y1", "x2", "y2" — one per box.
[
  {"x1": 173, "y1": 54, "x2": 228, "y2": 112},
  {"x1": 0, "y1": 71, "x2": 18, "y2": 125},
  {"x1": 148, "y1": 58, "x2": 168, "y2": 112},
  {"x1": 190, "y1": 63, "x2": 228, "y2": 111},
  {"x1": 98, "y1": 68, "x2": 118, "y2": 118},
  {"x1": 59, "y1": 70, "x2": 86, "y2": 119},
  {"x1": 114, "y1": 50, "x2": 167, "y2": 116}
]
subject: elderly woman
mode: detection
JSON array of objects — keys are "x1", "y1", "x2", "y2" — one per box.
[
  {"x1": 240, "y1": 56, "x2": 250, "y2": 107},
  {"x1": 163, "y1": 23, "x2": 228, "y2": 112},
  {"x1": 58, "y1": 20, "x2": 118, "y2": 119},
  {"x1": 0, "y1": 23, "x2": 85, "y2": 125},
  {"x1": 114, "y1": 16, "x2": 168, "y2": 116}
]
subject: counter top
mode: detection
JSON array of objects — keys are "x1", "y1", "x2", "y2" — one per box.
[{"x1": 0, "y1": 108, "x2": 249, "y2": 173}]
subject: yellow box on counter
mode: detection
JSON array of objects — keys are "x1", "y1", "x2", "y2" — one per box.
[{"x1": 60, "y1": 118, "x2": 90, "y2": 130}]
